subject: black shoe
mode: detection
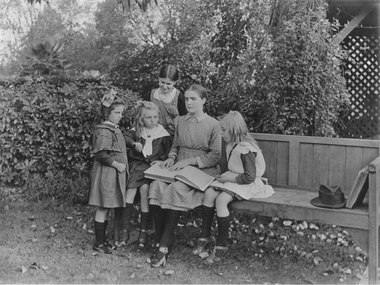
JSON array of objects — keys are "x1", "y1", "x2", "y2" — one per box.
[
  {"x1": 150, "y1": 247, "x2": 168, "y2": 268},
  {"x1": 138, "y1": 230, "x2": 148, "y2": 248},
  {"x1": 93, "y1": 243, "x2": 113, "y2": 254},
  {"x1": 115, "y1": 230, "x2": 129, "y2": 247}
]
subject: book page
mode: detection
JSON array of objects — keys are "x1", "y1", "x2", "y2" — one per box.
[
  {"x1": 144, "y1": 162, "x2": 178, "y2": 183},
  {"x1": 175, "y1": 166, "x2": 215, "y2": 191}
]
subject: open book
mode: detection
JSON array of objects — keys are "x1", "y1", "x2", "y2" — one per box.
[
  {"x1": 144, "y1": 162, "x2": 215, "y2": 191},
  {"x1": 346, "y1": 166, "x2": 369, "y2": 209}
]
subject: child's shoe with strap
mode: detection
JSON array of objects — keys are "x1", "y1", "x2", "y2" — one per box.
[
  {"x1": 115, "y1": 230, "x2": 129, "y2": 247},
  {"x1": 150, "y1": 246, "x2": 168, "y2": 268},
  {"x1": 192, "y1": 236, "x2": 215, "y2": 255},
  {"x1": 205, "y1": 246, "x2": 228, "y2": 264},
  {"x1": 93, "y1": 242, "x2": 113, "y2": 254}
]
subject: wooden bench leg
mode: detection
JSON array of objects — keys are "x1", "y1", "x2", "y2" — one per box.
[{"x1": 367, "y1": 222, "x2": 379, "y2": 284}]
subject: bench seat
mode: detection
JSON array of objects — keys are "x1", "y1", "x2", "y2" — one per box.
[{"x1": 230, "y1": 187, "x2": 369, "y2": 230}]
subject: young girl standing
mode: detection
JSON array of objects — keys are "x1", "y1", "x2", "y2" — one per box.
[
  {"x1": 89, "y1": 91, "x2": 128, "y2": 254},
  {"x1": 117, "y1": 101, "x2": 171, "y2": 248},
  {"x1": 148, "y1": 64, "x2": 187, "y2": 136},
  {"x1": 193, "y1": 111, "x2": 275, "y2": 264}
]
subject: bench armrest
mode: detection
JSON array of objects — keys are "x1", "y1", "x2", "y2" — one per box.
[{"x1": 369, "y1": 156, "x2": 380, "y2": 173}]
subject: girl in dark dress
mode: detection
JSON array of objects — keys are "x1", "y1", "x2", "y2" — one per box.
[{"x1": 117, "y1": 101, "x2": 171, "y2": 248}]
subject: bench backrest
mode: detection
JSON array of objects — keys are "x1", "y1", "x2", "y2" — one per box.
[{"x1": 251, "y1": 133, "x2": 380, "y2": 195}]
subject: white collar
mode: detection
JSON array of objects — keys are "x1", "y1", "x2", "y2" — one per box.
[{"x1": 152, "y1": 88, "x2": 177, "y2": 103}]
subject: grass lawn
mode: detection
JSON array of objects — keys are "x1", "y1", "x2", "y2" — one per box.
[{"x1": 0, "y1": 187, "x2": 368, "y2": 284}]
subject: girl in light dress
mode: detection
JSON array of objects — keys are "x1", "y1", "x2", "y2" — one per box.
[
  {"x1": 88, "y1": 91, "x2": 128, "y2": 254},
  {"x1": 148, "y1": 64, "x2": 187, "y2": 137},
  {"x1": 117, "y1": 101, "x2": 171, "y2": 248},
  {"x1": 193, "y1": 111, "x2": 275, "y2": 264}
]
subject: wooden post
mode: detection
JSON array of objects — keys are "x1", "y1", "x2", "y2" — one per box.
[{"x1": 368, "y1": 156, "x2": 380, "y2": 284}]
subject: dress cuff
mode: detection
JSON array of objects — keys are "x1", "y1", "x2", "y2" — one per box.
[{"x1": 196, "y1": 157, "x2": 204, "y2": 168}]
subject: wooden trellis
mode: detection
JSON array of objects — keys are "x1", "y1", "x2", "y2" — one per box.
[{"x1": 340, "y1": 35, "x2": 380, "y2": 139}]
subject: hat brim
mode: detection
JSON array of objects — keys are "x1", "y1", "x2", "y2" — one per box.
[{"x1": 310, "y1": 197, "x2": 347, "y2": 209}]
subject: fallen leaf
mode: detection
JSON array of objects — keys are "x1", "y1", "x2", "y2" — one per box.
[
  {"x1": 66, "y1": 216, "x2": 73, "y2": 220},
  {"x1": 313, "y1": 257, "x2": 323, "y2": 265},
  {"x1": 130, "y1": 272, "x2": 135, "y2": 278},
  {"x1": 199, "y1": 251, "x2": 209, "y2": 259},
  {"x1": 21, "y1": 266, "x2": 28, "y2": 273},
  {"x1": 82, "y1": 224, "x2": 87, "y2": 230},
  {"x1": 217, "y1": 272, "x2": 223, "y2": 276},
  {"x1": 87, "y1": 230, "x2": 94, "y2": 234},
  {"x1": 305, "y1": 253, "x2": 313, "y2": 259},
  {"x1": 355, "y1": 256, "x2": 364, "y2": 262},
  {"x1": 29, "y1": 263, "x2": 39, "y2": 270},
  {"x1": 49, "y1": 226, "x2": 55, "y2": 233},
  {"x1": 299, "y1": 251, "x2": 307, "y2": 257},
  {"x1": 165, "y1": 270, "x2": 174, "y2": 275},
  {"x1": 41, "y1": 265, "x2": 48, "y2": 271},
  {"x1": 343, "y1": 268, "x2": 351, "y2": 274}
]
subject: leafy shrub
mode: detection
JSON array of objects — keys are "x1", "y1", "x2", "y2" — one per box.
[
  {"x1": 0, "y1": 76, "x2": 140, "y2": 186},
  {"x1": 24, "y1": 171, "x2": 89, "y2": 205}
]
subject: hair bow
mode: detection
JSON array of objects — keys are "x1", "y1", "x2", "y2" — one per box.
[
  {"x1": 135, "y1": 100, "x2": 144, "y2": 108},
  {"x1": 101, "y1": 90, "x2": 117, "y2": 107}
]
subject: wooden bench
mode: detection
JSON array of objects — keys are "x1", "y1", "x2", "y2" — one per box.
[{"x1": 229, "y1": 133, "x2": 380, "y2": 284}]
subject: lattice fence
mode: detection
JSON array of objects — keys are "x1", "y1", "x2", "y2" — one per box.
[{"x1": 340, "y1": 35, "x2": 380, "y2": 139}]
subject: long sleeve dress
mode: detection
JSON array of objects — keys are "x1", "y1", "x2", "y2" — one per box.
[
  {"x1": 125, "y1": 124, "x2": 172, "y2": 189},
  {"x1": 149, "y1": 114, "x2": 221, "y2": 211},
  {"x1": 89, "y1": 122, "x2": 128, "y2": 208},
  {"x1": 212, "y1": 141, "x2": 275, "y2": 200}
]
